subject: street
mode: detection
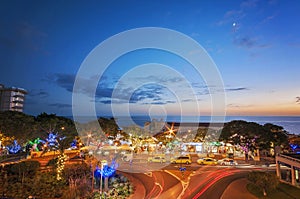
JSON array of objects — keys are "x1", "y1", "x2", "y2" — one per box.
[{"x1": 122, "y1": 162, "x2": 266, "y2": 199}]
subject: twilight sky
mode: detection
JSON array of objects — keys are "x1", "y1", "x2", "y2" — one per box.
[{"x1": 1, "y1": 0, "x2": 300, "y2": 117}]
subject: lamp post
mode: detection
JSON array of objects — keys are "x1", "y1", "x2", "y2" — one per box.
[
  {"x1": 87, "y1": 133, "x2": 92, "y2": 146},
  {"x1": 100, "y1": 160, "x2": 108, "y2": 195}
]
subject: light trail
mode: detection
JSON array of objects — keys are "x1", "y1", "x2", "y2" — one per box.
[
  {"x1": 164, "y1": 169, "x2": 188, "y2": 198},
  {"x1": 184, "y1": 167, "x2": 230, "y2": 196},
  {"x1": 146, "y1": 171, "x2": 165, "y2": 199},
  {"x1": 191, "y1": 169, "x2": 243, "y2": 199}
]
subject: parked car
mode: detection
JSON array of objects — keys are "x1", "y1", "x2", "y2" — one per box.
[
  {"x1": 218, "y1": 158, "x2": 238, "y2": 166},
  {"x1": 148, "y1": 155, "x2": 166, "y2": 163},
  {"x1": 171, "y1": 155, "x2": 192, "y2": 164},
  {"x1": 197, "y1": 157, "x2": 217, "y2": 165}
]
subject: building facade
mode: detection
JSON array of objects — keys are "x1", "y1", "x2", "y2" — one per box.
[{"x1": 0, "y1": 84, "x2": 27, "y2": 112}]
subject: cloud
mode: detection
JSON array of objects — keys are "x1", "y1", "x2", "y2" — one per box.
[
  {"x1": 261, "y1": 14, "x2": 276, "y2": 24},
  {"x1": 95, "y1": 87, "x2": 114, "y2": 99},
  {"x1": 296, "y1": 97, "x2": 300, "y2": 104},
  {"x1": 226, "y1": 87, "x2": 249, "y2": 92},
  {"x1": 216, "y1": 0, "x2": 257, "y2": 26},
  {"x1": 181, "y1": 99, "x2": 194, "y2": 102},
  {"x1": 129, "y1": 84, "x2": 164, "y2": 104},
  {"x1": 49, "y1": 103, "x2": 72, "y2": 108},
  {"x1": 233, "y1": 36, "x2": 257, "y2": 48},
  {"x1": 216, "y1": 0, "x2": 273, "y2": 51},
  {"x1": 46, "y1": 73, "x2": 110, "y2": 96},
  {"x1": 240, "y1": 0, "x2": 258, "y2": 9},
  {"x1": 95, "y1": 99, "x2": 112, "y2": 104},
  {"x1": 227, "y1": 103, "x2": 252, "y2": 108},
  {"x1": 233, "y1": 36, "x2": 271, "y2": 49},
  {"x1": 49, "y1": 72, "x2": 224, "y2": 106},
  {"x1": 49, "y1": 73, "x2": 176, "y2": 105},
  {"x1": 216, "y1": 10, "x2": 244, "y2": 26},
  {"x1": 27, "y1": 89, "x2": 49, "y2": 98},
  {"x1": 47, "y1": 73, "x2": 75, "y2": 92}
]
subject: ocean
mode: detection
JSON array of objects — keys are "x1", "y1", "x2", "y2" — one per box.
[{"x1": 71, "y1": 115, "x2": 300, "y2": 135}]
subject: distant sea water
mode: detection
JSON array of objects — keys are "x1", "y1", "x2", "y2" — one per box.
[{"x1": 68, "y1": 115, "x2": 300, "y2": 135}]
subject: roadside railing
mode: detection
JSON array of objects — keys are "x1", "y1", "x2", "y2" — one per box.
[{"x1": 277, "y1": 154, "x2": 300, "y2": 164}]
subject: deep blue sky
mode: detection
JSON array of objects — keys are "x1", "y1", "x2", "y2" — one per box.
[{"x1": 1, "y1": 0, "x2": 300, "y2": 116}]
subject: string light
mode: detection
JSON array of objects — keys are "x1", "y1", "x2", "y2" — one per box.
[{"x1": 56, "y1": 153, "x2": 67, "y2": 180}]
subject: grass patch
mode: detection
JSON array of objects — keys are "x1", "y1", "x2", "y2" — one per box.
[{"x1": 247, "y1": 182, "x2": 300, "y2": 199}]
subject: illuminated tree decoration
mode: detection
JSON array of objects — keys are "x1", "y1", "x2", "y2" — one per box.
[
  {"x1": 46, "y1": 132, "x2": 59, "y2": 148},
  {"x1": 7, "y1": 140, "x2": 21, "y2": 154},
  {"x1": 290, "y1": 144, "x2": 299, "y2": 152},
  {"x1": 211, "y1": 141, "x2": 221, "y2": 146},
  {"x1": 70, "y1": 139, "x2": 77, "y2": 149},
  {"x1": 56, "y1": 153, "x2": 68, "y2": 180},
  {"x1": 94, "y1": 160, "x2": 117, "y2": 178},
  {"x1": 27, "y1": 138, "x2": 45, "y2": 151}
]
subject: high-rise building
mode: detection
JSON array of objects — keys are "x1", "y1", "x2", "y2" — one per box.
[{"x1": 0, "y1": 84, "x2": 27, "y2": 112}]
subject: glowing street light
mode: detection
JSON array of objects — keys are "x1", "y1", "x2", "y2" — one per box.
[
  {"x1": 100, "y1": 160, "x2": 108, "y2": 195},
  {"x1": 87, "y1": 133, "x2": 92, "y2": 146}
]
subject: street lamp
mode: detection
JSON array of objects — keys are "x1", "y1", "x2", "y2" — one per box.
[
  {"x1": 100, "y1": 160, "x2": 108, "y2": 195},
  {"x1": 87, "y1": 133, "x2": 92, "y2": 146}
]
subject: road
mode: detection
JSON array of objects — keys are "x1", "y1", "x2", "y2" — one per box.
[{"x1": 123, "y1": 163, "x2": 265, "y2": 199}]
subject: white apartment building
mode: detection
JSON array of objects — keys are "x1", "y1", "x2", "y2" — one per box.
[{"x1": 0, "y1": 84, "x2": 27, "y2": 112}]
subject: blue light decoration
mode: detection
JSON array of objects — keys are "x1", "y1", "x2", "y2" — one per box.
[
  {"x1": 94, "y1": 160, "x2": 118, "y2": 178},
  {"x1": 7, "y1": 140, "x2": 21, "y2": 154},
  {"x1": 46, "y1": 132, "x2": 59, "y2": 147},
  {"x1": 179, "y1": 166, "x2": 186, "y2": 172},
  {"x1": 70, "y1": 139, "x2": 77, "y2": 149},
  {"x1": 290, "y1": 144, "x2": 300, "y2": 151}
]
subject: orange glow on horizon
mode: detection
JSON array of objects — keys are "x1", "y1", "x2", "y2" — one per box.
[{"x1": 226, "y1": 105, "x2": 300, "y2": 116}]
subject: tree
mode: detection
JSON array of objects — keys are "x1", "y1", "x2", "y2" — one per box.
[
  {"x1": 194, "y1": 128, "x2": 208, "y2": 142},
  {"x1": 220, "y1": 120, "x2": 289, "y2": 157},
  {"x1": 0, "y1": 111, "x2": 37, "y2": 143},
  {"x1": 34, "y1": 113, "x2": 78, "y2": 153},
  {"x1": 263, "y1": 123, "x2": 289, "y2": 150},
  {"x1": 0, "y1": 111, "x2": 78, "y2": 149},
  {"x1": 62, "y1": 163, "x2": 92, "y2": 198},
  {"x1": 98, "y1": 117, "x2": 119, "y2": 137},
  {"x1": 248, "y1": 171, "x2": 279, "y2": 196},
  {"x1": 220, "y1": 121, "x2": 268, "y2": 157},
  {"x1": 1, "y1": 161, "x2": 65, "y2": 198},
  {"x1": 9, "y1": 160, "x2": 40, "y2": 187},
  {"x1": 35, "y1": 112, "x2": 78, "y2": 139}
]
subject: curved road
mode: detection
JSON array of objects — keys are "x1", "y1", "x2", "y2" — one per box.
[{"x1": 125, "y1": 163, "x2": 263, "y2": 199}]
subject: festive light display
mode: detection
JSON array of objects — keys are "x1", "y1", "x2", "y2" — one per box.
[
  {"x1": 27, "y1": 138, "x2": 45, "y2": 151},
  {"x1": 0, "y1": 133, "x2": 13, "y2": 148},
  {"x1": 7, "y1": 140, "x2": 21, "y2": 154},
  {"x1": 46, "y1": 132, "x2": 59, "y2": 148},
  {"x1": 94, "y1": 160, "x2": 117, "y2": 178},
  {"x1": 56, "y1": 153, "x2": 68, "y2": 180},
  {"x1": 70, "y1": 139, "x2": 77, "y2": 149},
  {"x1": 290, "y1": 144, "x2": 300, "y2": 153}
]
